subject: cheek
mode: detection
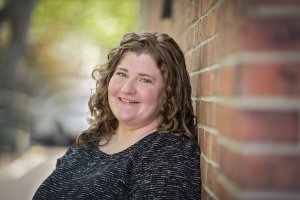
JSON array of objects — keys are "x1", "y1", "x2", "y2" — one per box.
[
  {"x1": 108, "y1": 78, "x2": 119, "y2": 97},
  {"x1": 141, "y1": 88, "x2": 163, "y2": 105},
  {"x1": 108, "y1": 80, "x2": 119, "y2": 108}
]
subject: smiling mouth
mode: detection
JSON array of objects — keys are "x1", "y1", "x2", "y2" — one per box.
[{"x1": 119, "y1": 97, "x2": 139, "y2": 104}]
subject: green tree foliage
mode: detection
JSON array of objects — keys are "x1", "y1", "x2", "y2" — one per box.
[
  {"x1": 0, "y1": 0, "x2": 37, "y2": 154},
  {"x1": 25, "y1": 0, "x2": 140, "y2": 147},
  {"x1": 0, "y1": 0, "x2": 139, "y2": 154},
  {"x1": 30, "y1": 0, "x2": 139, "y2": 48},
  {"x1": 28, "y1": 0, "x2": 139, "y2": 84}
]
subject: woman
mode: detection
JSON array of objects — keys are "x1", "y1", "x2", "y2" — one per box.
[{"x1": 33, "y1": 32, "x2": 201, "y2": 200}]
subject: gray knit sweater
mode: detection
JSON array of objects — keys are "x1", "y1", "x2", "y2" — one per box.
[{"x1": 33, "y1": 132, "x2": 201, "y2": 199}]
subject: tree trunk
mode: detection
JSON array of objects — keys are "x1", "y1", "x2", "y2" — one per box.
[{"x1": 0, "y1": 0, "x2": 37, "y2": 154}]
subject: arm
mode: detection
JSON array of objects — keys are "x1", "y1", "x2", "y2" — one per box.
[{"x1": 129, "y1": 138, "x2": 201, "y2": 200}]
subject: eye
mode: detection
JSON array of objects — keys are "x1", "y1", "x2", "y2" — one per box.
[
  {"x1": 140, "y1": 78, "x2": 152, "y2": 84},
  {"x1": 115, "y1": 71, "x2": 127, "y2": 77}
]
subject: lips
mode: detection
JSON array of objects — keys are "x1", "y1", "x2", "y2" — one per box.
[{"x1": 119, "y1": 97, "x2": 139, "y2": 104}]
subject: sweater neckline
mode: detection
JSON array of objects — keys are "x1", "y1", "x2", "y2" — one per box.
[{"x1": 90, "y1": 131, "x2": 160, "y2": 158}]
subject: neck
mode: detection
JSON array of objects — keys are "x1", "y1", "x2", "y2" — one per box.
[
  {"x1": 115, "y1": 117, "x2": 162, "y2": 142},
  {"x1": 98, "y1": 117, "x2": 162, "y2": 154},
  {"x1": 116, "y1": 126, "x2": 157, "y2": 139}
]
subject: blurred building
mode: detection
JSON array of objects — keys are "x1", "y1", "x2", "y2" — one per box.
[
  {"x1": 0, "y1": 0, "x2": 138, "y2": 153},
  {"x1": 0, "y1": 0, "x2": 37, "y2": 154}
]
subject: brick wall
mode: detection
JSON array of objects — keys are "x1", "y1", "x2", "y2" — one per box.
[{"x1": 141, "y1": 0, "x2": 300, "y2": 199}]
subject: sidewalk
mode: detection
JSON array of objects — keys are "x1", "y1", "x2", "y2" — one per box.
[
  {"x1": 0, "y1": 146, "x2": 47, "y2": 180},
  {"x1": 0, "y1": 145, "x2": 67, "y2": 200}
]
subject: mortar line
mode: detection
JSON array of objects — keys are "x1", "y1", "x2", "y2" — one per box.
[
  {"x1": 219, "y1": 136, "x2": 300, "y2": 155},
  {"x1": 219, "y1": 174, "x2": 300, "y2": 200}
]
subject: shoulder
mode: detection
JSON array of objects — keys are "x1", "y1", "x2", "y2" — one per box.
[
  {"x1": 134, "y1": 132, "x2": 200, "y2": 167},
  {"x1": 151, "y1": 132, "x2": 200, "y2": 158},
  {"x1": 62, "y1": 143, "x2": 84, "y2": 157},
  {"x1": 55, "y1": 143, "x2": 93, "y2": 167},
  {"x1": 130, "y1": 133, "x2": 201, "y2": 199},
  {"x1": 158, "y1": 132, "x2": 199, "y2": 148},
  {"x1": 64, "y1": 143, "x2": 95, "y2": 155}
]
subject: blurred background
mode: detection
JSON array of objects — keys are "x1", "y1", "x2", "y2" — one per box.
[
  {"x1": 0, "y1": 0, "x2": 139, "y2": 152},
  {"x1": 1, "y1": 0, "x2": 299, "y2": 199},
  {"x1": 0, "y1": 0, "x2": 139, "y2": 199}
]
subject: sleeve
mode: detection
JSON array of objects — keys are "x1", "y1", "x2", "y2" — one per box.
[
  {"x1": 55, "y1": 144, "x2": 76, "y2": 168},
  {"x1": 129, "y1": 139, "x2": 201, "y2": 200}
]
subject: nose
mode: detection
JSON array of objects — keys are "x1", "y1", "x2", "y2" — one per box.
[{"x1": 121, "y1": 78, "x2": 136, "y2": 94}]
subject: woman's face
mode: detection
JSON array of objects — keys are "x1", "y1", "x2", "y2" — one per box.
[{"x1": 108, "y1": 52, "x2": 164, "y2": 129}]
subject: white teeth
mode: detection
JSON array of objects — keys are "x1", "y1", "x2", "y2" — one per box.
[{"x1": 119, "y1": 98, "x2": 138, "y2": 103}]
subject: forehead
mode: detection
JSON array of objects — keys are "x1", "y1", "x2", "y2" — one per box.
[{"x1": 117, "y1": 52, "x2": 160, "y2": 74}]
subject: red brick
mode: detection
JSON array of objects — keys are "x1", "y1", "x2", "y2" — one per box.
[
  {"x1": 196, "y1": 0, "x2": 202, "y2": 20},
  {"x1": 239, "y1": 62, "x2": 300, "y2": 96},
  {"x1": 216, "y1": 66, "x2": 238, "y2": 96},
  {"x1": 199, "y1": 70, "x2": 217, "y2": 96},
  {"x1": 207, "y1": 9, "x2": 218, "y2": 38},
  {"x1": 207, "y1": 164, "x2": 220, "y2": 196},
  {"x1": 180, "y1": 0, "x2": 193, "y2": 9},
  {"x1": 215, "y1": 178, "x2": 237, "y2": 200},
  {"x1": 193, "y1": 26, "x2": 197, "y2": 48},
  {"x1": 196, "y1": 100, "x2": 207, "y2": 125},
  {"x1": 185, "y1": 53, "x2": 193, "y2": 72},
  {"x1": 240, "y1": 17, "x2": 300, "y2": 51},
  {"x1": 198, "y1": 131, "x2": 220, "y2": 166},
  {"x1": 206, "y1": 102, "x2": 217, "y2": 127},
  {"x1": 214, "y1": 33, "x2": 227, "y2": 59},
  {"x1": 201, "y1": 186, "x2": 211, "y2": 200},
  {"x1": 182, "y1": 3, "x2": 194, "y2": 30},
  {"x1": 198, "y1": 128, "x2": 205, "y2": 152},
  {"x1": 190, "y1": 75, "x2": 198, "y2": 96},
  {"x1": 201, "y1": 0, "x2": 216, "y2": 14},
  {"x1": 206, "y1": 42, "x2": 214, "y2": 66},
  {"x1": 221, "y1": 146, "x2": 300, "y2": 190},
  {"x1": 210, "y1": 133, "x2": 220, "y2": 163},
  {"x1": 201, "y1": 16, "x2": 207, "y2": 41},
  {"x1": 216, "y1": 104, "x2": 236, "y2": 138},
  {"x1": 201, "y1": 155, "x2": 208, "y2": 185},
  {"x1": 190, "y1": 51, "x2": 197, "y2": 72},
  {"x1": 219, "y1": 22, "x2": 241, "y2": 53},
  {"x1": 200, "y1": 186, "x2": 206, "y2": 199},
  {"x1": 186, "y1": 30, "x2": 192, "y2": 51},
  {"x1": 200, "y1": 43, "x2": 208, "y2": 68},
  {"x1": 217, "y1": 105, "x2": 299, "y2": 143},
  {"x1": 210, "y1": 38, "x2": 221, "y2": 65},
  {"x1": 190, "y1": 75, "x2": 194, "y2": 96},
  {"x1": 204, "y1": 131, "x2": 212, "y2": 157},
  {"x1": 227, "y1": 24, "x2": 242, "y2": 54},
  {"x1": 222, "y1": 0, "x2": 240, "y2": 28},
  {"x1": 142, "y1": 0, "x2": 300, "y2": 198},
  {"x1": 190, "y1": 28, "x2": 195, "y2": 49},
  {"x1": 192, "y1": 0, "x2": 198, "y2": 23},
  {"x1": 202, "y1": 132, "x2": 210, "y2": 157},
  {"x1": 199, "y1": 72, "x2": 205, "y2": 96},
  {"x1": 180, "y1": 37, "x2": 186, "y2": 51},
  {"x1": 194, "y1": 47, "x2": 201, "y2": 70},
  {"x1": 214, "y1": 3, "x2": 223, "y2": 33},
  {"x1": 248, "y1": 0, "x2": 300, "y2": 6},
  {"x1": 197, "y1": 101, "x2": 217, "y2": 128},
  {"x1": 236, "y1": 110, "x2": 299, "y2": 143},
  {"x1": 196, "y1": 21, "x2": 203, "y2": 45},
  {"x1": 192, "y1": 100, "x2": 197, "y2": 118}
]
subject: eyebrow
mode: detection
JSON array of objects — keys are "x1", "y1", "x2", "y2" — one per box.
[{"x1": 115, "y1": 67, "x2": 157, "y2": 81}]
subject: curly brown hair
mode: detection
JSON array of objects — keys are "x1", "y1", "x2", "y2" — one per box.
[{"x1": 76, "y1": 32, "x2": 197, "y2": 147}]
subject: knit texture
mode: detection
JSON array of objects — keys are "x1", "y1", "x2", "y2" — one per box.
[{"x1": 33, "y1": 132, "x2": 201, "y2": 199}]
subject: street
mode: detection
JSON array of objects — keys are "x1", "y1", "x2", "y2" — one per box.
[{"x1": 0, "y1": 146, "x2": 67, "y2": 200}]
